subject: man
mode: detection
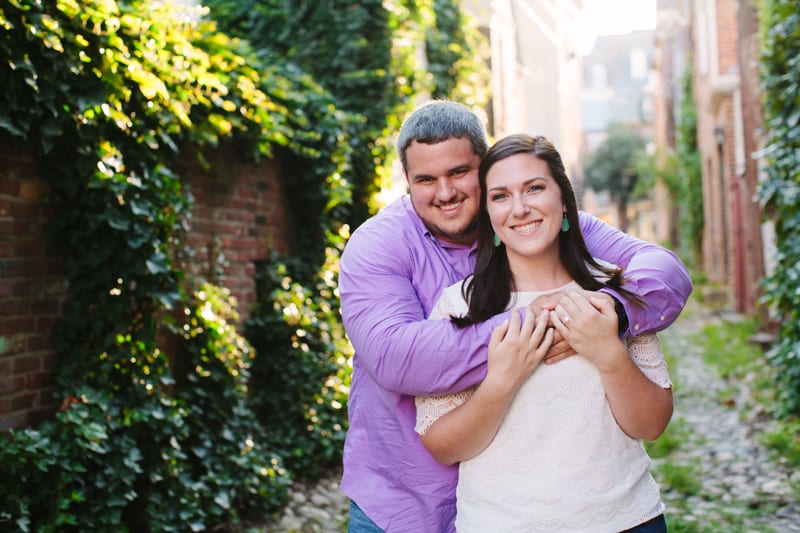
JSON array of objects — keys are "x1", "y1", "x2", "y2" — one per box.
[{"x1": 338, "y1": 100, "x2": 692, "y2": 532}]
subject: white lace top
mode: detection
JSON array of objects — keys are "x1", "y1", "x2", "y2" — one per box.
[{"x1": 415, "y1": 281, "x2": 672, "y2": 533}]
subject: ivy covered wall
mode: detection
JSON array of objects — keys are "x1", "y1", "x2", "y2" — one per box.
[
  {"x1": 0, "y1": 0, "x2": 488, "y2": 529},
  {"x1": 757, "y1": 0, "x2": 800, "y2": 416}
]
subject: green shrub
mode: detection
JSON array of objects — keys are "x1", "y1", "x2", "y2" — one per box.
[
  {"x1": 0, "y1": 285, "x2": 291, "y2": 532},
  {"x1": 0, "y1": 0, "x2": 327, "y2": 528},
  {"x1": 246, "y1": 243, "x2": 352, "y2": 479}
]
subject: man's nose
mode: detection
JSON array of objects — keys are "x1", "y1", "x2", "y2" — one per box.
[{"x1": 435, "y1": 177, "x2": 456, "y2": 200}]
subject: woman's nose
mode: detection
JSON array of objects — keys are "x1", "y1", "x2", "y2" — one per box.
[{"x1": 512, "y1": 195, "x2": 530, "y2": 217}]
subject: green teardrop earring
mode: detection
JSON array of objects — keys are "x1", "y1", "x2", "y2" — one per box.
[
  {"x1": 561, "y1": 213, "x2": 570, "y2": 232},
  {"x1": 493, "y1": 233, "x2": 501, "y2": 247}
]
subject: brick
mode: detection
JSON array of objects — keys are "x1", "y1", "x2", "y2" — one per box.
[
  {"x1": 11, "y1": 392, "x2": 36, "y2": 411},
  {"x1": 27, "y1": 334, "x2": 53, "y2": 352},
  {"x1": 0, "y1": 298, "x2": 29, "y2": 316},
  {"x1": 0, "y1": 180, "x2": 20, "y2": 197},
  {"x1": 1, "y1": 317, "x2": 35, "y2": 335},
  {"x1": 25, "y1": 371, "x2": 52, "y2": 389},
  {"x1": 0, "y1": 375, "x2": 25, "y2": 395},
  {"x1": 0, "y1": 412, "x2": 26, "y2": 431},
  {"x1": 18, "y1": 180, "x2": 48, "y2": 201},
  {"x1": 12, "y1": 354, "x2": 40, "y2": 374}
]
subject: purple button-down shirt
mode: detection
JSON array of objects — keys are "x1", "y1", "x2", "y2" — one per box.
[{"x1": 338, "y1": 196, "x2": 691, "y2": 532}]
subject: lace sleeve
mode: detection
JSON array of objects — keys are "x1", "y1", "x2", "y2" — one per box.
[
  {"x1": 415, "y1": 385, "x2": 478, "y2": 435},
  {"x1": 416, "y1": 281, "x2": 476, "y2": 435},
  {"x1": 626, "y1": 333, "x2": 672, "y2": 388}
]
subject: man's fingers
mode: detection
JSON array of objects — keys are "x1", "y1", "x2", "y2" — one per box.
[
  {"x1": 551, "y1": 307, "x2": 570, "y2": 333},
  {"x1": 535, "y1": 325, "x2": 555, "y2": 357},
  {"x1": 589, "y1": 295, "x2": 615, "y2": 315},
  {"x1": 543, "y1": 349, "x2": 575, "y2": 365}
]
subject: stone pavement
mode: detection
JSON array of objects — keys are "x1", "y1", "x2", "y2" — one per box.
[
  {"x1": 656, "y1": 308, "x2": 800, "y2": 532},
  {"x1": 260, "y1": 307, "x2": 800, "y2": 532}
]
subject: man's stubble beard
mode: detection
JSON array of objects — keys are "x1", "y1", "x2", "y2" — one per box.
[{"x1": 428, "y1": 216, "x2": 479, "y2": 245}]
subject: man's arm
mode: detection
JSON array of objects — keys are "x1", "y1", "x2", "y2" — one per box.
[
  {"x1": 338, "y1": 227, "x2": 507, "y2": 397},
  {"x1": 578, "y1": 212, "x2": 692, "y2": 337}
]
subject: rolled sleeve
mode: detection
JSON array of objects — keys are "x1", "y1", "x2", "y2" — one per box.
[
  {"x1": 578, "y1": 212, "x2": 692, "y2": 337},
  {"x1": 339, "y1": 215, "x2": 505, "y2": 396}
]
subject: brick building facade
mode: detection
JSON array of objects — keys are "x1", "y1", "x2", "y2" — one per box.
[
  {"x1": 0, "y1": 137, "x2": 289, "y2": 431},
  {"x1": 654, "y1": 0, "x2": 769, "y2": 316},
  {"x1": 692, "y1": 0, "x2": 767, "y2": 314}
]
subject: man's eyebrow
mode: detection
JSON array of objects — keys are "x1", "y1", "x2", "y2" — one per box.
[
  {"x1": 448, "y1": 164, "x2": 473, "y2": 175},
  {"x1": 409, "y1": 172, "x2": 434, "y2": 181}
]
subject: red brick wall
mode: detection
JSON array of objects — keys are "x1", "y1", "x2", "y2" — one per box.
[
  {"x1": 716, "y1": 0, "x2": 739, "y2": 75},
  {"x1": 181, "y1": 147, "x2": 290, "y2": 320},
  {"x1": 0, "y1": 140, "x2": 289, "y2": 430},
  {"x1": 0, "y1": 138, "x2": 64, "y2": 431}
]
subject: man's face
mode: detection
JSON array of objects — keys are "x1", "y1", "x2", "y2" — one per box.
[{"x1": 403, "y1": 137, "x2": 481, "y2": 246}]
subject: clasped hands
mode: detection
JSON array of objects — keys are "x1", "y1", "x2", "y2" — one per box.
[{"x1": 488, "y1": 288, "x2": 621, "y2": 383}]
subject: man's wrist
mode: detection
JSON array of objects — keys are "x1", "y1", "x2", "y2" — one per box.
[{"x1": 613, "y1": 297, "x2": 630, "y2": 335}]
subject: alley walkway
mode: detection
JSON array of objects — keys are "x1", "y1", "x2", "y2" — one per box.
[
  {"x1": 260, "y1": 306, "x2": 800, "y2": 532},
  {"x1": 657, "y1": 307, "x2": 800, "y2": 531}
]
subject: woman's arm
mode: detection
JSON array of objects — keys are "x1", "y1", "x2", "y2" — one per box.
[
  {"x1": 592, "y1": 341, "x2": 673, "y2": 441},
  {"x1": 552, "y1": 289, "x2": 673, "y2": 440},
  {"x1": 418, "y1": 309, "x2": 553, "y2": 464}
]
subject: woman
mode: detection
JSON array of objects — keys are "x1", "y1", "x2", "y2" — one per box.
[{"x1": 415, "y1": 134, "x2": 673, "y2": 532}]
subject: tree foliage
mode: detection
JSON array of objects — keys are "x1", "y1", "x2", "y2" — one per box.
[
  {"x1": 584, "y1": 124, "x2": 647, "y2": 230},
  {"x1": 756, "y1": 0, "x2": 800, "y2": 416},
  {"x1": 204, "y1": 0, "x2": 489, "y2": 231}
]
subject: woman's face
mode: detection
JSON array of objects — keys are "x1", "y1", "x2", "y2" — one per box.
[{"x1": 485, "y1": 153, "x2": 564, "y2": 262}]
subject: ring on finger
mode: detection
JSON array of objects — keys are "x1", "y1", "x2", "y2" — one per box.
[{"x1": 562, "y1": 314, "x2": 571, "y2": 324}]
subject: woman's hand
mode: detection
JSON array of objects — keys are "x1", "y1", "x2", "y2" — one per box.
[
  {"x1": 418, "y1": 307, "x2": 556, "y2": 464},
  {"x1": 526, "y1": 291, "x2": 574, "y2": 364},
  {"x1": 484, "y1": 307, "x2": 554, "y2": 397},
  {"x1": 550, "y1": 289, "x2": 626, "y2": 370}
]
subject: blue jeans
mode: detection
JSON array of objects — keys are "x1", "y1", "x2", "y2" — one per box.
[
  {"x1": 348, "y1": 501, "x2": 384, "y2": 533},
  {"x1": 620, "y1": 513, "x2": 668, "y2": 533},
  {"x1": 346, "y1": 501, "x2": 665, "y2": 533}
]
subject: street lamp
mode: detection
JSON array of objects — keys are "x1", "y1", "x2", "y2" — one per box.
[{"x1": 714, "y1": 126, "x2": 726, "y2": 148}]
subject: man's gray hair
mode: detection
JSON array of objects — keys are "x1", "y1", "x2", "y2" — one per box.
[{"x1": 396, "y1": 100, "x2": 489, "y2": 171}]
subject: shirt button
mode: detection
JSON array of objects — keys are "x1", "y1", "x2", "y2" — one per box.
[
  {"x1": 660, "y1": 315, "x2": 665, "y2": 321},
  {"x1": 634, "y1": 324, "x2": 641, "y2": 331}
]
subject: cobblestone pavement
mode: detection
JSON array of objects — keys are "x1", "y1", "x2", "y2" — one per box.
[
  {"x1": 656, "y1": 309, "x2": 800, "y2": 532},
  {"x1": 259, "y1": 308, "x2": 800, "y2": 532}
]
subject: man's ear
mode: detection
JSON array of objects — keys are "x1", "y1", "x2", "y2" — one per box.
[{"x1": 402, "y1": 172, "x2": 413, "y2": 194}]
